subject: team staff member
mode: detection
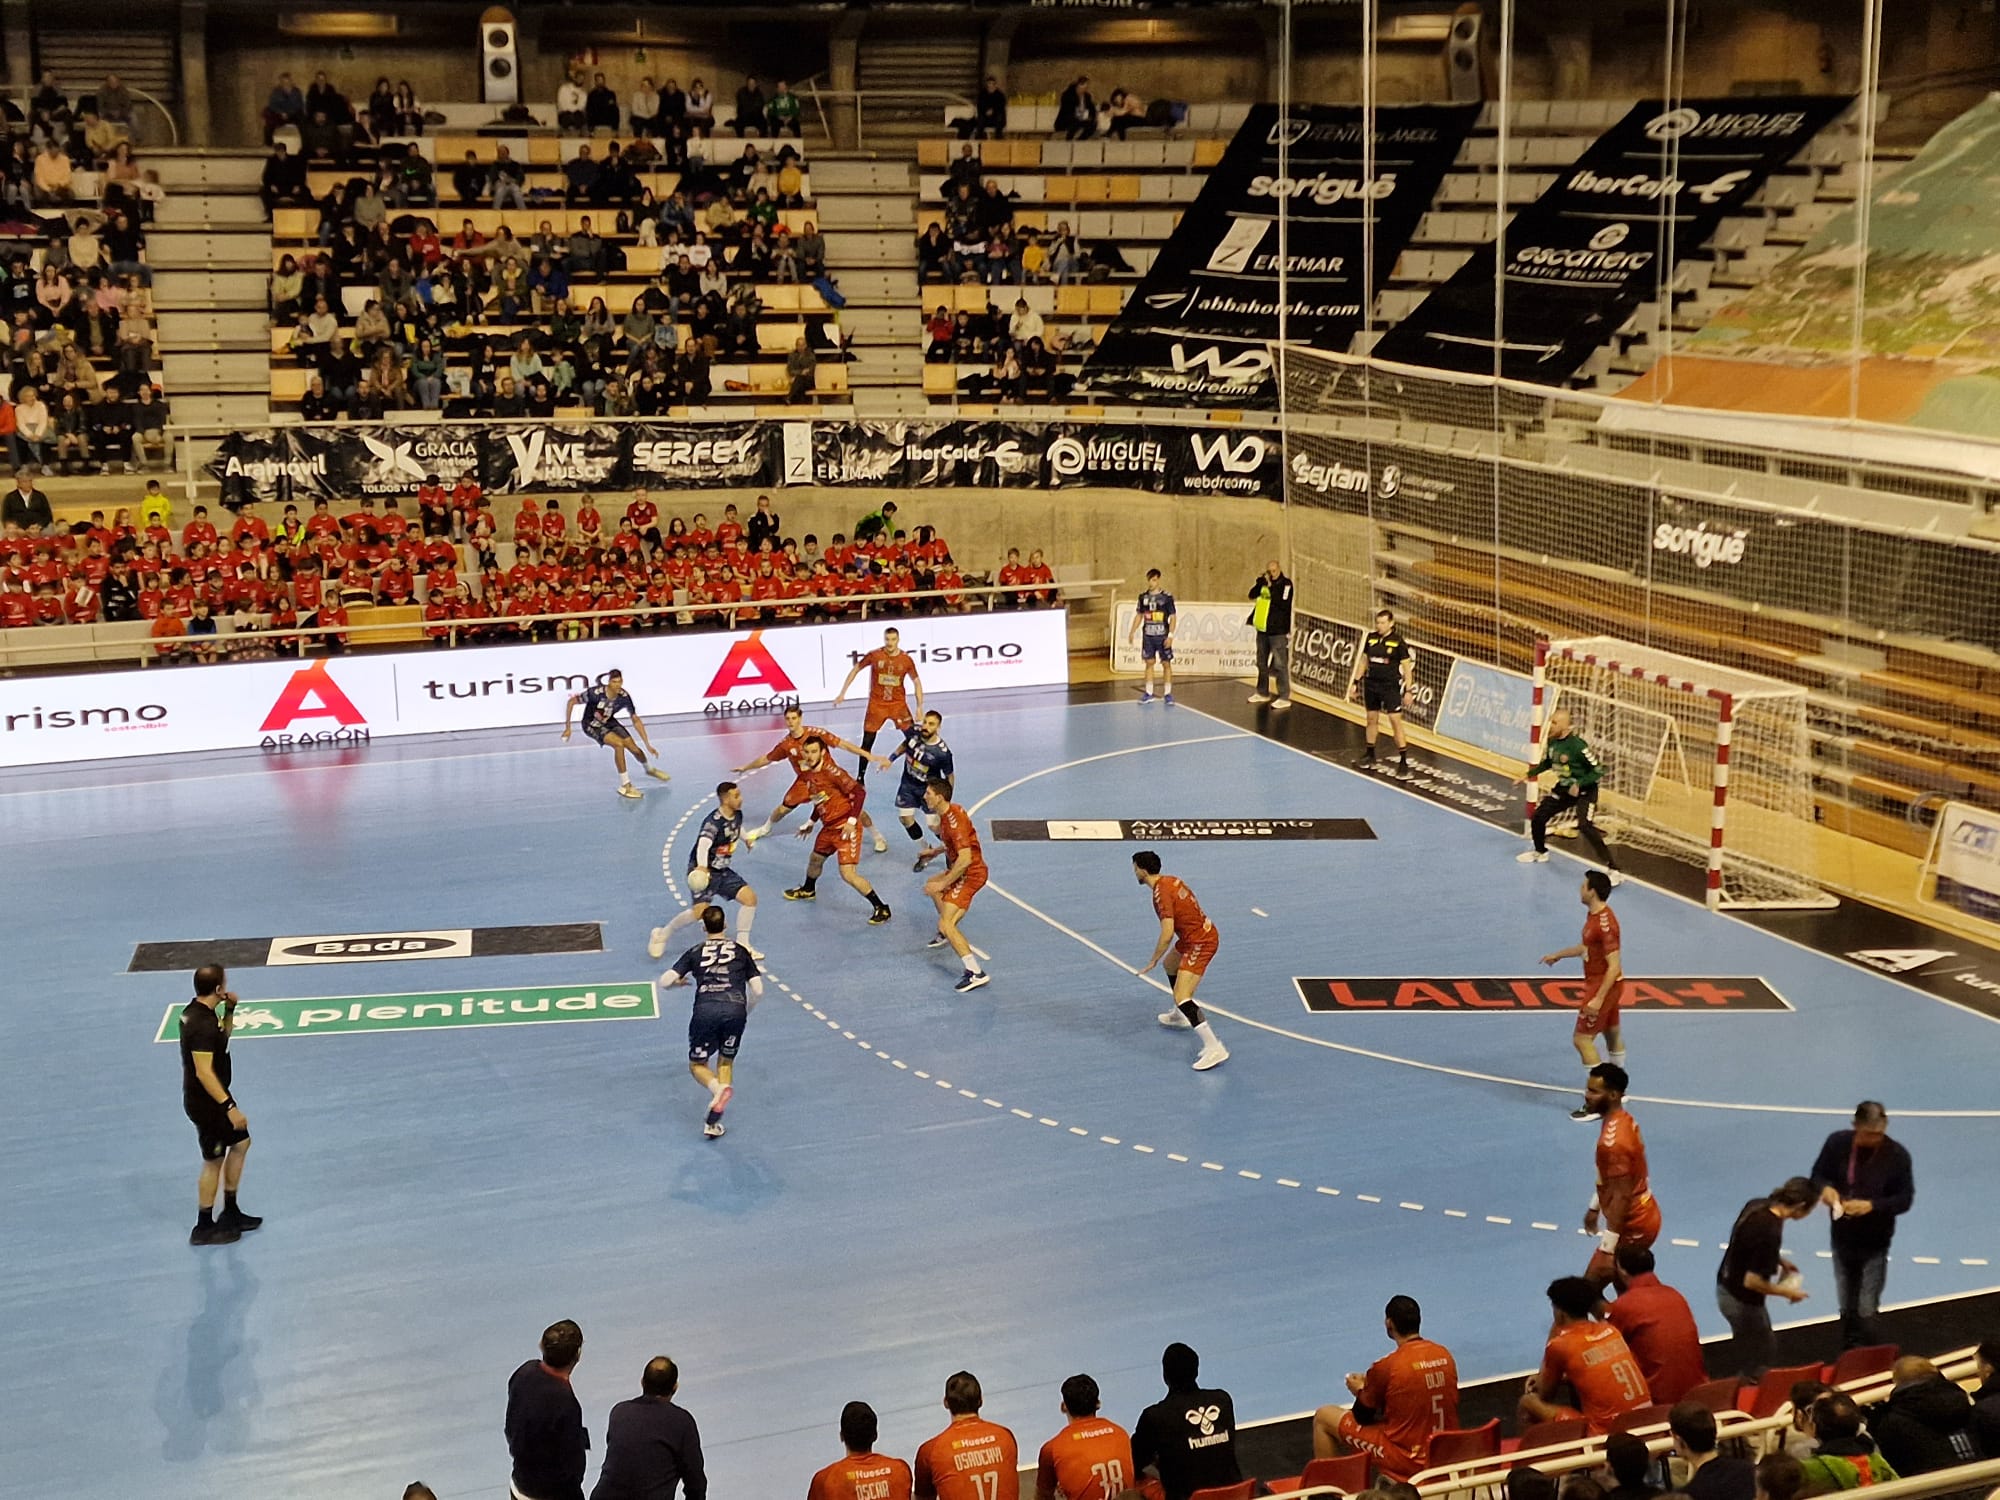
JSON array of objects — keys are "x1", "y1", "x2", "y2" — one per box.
[
  {"x1": 1519, "y1": 1277, "x2": 1653, "y2": 1436},
  {"x1": 592, "y1": 1355, "x2": 706, "y2": 1500},
  {"x1": 1246, "y1": 559, "x2": 1293, "y2": 708},
  {"x1": 1715, "y1": 1178, "x2": 1818, "y2": 1377},
  {"x1": 1809, "y1": 1101, "x2": 1915, "y2": 1351},
  {"x1": 1036, "y1": 1374, "x2": 1135, "y2": 1500},
  {"x1": 833, "y1": 625, "x2": 923, "y2": 788},
  {"x1": 180, "y1": 964, "x2": 261, "y2": 1246},
  {"x1": 923, "y1": 777, "x2": 989, "y2": 992},
  {"x1": 1516, "y1": 706, "x2": 1621, "y2": 880},
  {"x1": 1133, "y1": 851, "x2": 1228, "y2": 1071},
  {"x1": 1311, "y1": 1295, "x2": 1460, "y2": 1480},
  {"x1": 1133, "y1": 1343, "x2": 1241, "y2": 1500},
  {"x1": 1608, "y1": 1247, "x2": 1707, "y2": 1405},
  {"x1": 662, "y1": 907, "x2": 764, "y2": 1139},
  {"x1": 1131, "y1": 567, "x2": 1177, "y2": 706},
  {"x1": 506, "y1": 1320, "x2": 589, "y2": 1500},
  {"x1": 1541, "y1": 872, "x2": 1628, "y2": 1106},
  {"x1": 914, "y1": 1371, "x2": 1018, "y2": 1500},
  {"x1": 1349, "y1": 607, "x2": 1413, "y2": 772},
  {"x1": 809, "y1": 1402, "x2": 912, "y2": 1500},
  {"x1": 1580, "y1": 1064, "x2": 1662, "y2": 1284}
]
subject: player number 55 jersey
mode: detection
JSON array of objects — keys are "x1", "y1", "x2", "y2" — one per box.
[{"x1": 673, "y1": 938, "x2": 758, "y2": 1003}]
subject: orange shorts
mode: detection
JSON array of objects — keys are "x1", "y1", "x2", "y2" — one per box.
[
  {"x1": 1336, "y1": 1412, "x2": 1421, "y2": 1481},
  {"x1": 813, "y1": 816, "x2": 864, "y2": 867},
  {"x1": 941, "y1": 867, "x2": 987, "y2": 911},
  {"x1": 1171, "y1": 931, "x2": 1219, "y2": 978},
  {"x1": 1587, "y1": 1197, "x2": 1661, "y2": 1280},
  {"x1": 863, "y1": 697, "x2": 914, "y2": 735},
  {"x1": 1574, "y1": 991, "x2": 1622, "y2": 1037}
]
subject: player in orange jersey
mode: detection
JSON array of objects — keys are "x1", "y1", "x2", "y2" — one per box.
[
  {"x1": 1580, "y1": 1064, "x2": 1662, "y2": 1289},
  {"x1": 1541, "y1": 870, "x2": 1627, "y2": 1117},
  {"x1": 1519, "y1": 1276, "x2": 1652, "y2": 1436},
  {"x1": 1132, "y1": 851, "x2": 1228, "y2": 1071},
  {"x1": 914, "y1": 1371, "x2": 1018, "y2": 1500},
  {"x1": 808, "y1": 1401, "x2": 914, "y2": 1500},
  {"x1": 922, "y1": 777, "x2": 989, "y2": 993},
  {"x1": 833, "y1": 625, "x2": 923, "y2": 789},
  {"x1": 1035, "y1": 1374, "x2": 1135, "y2": 1500},
  {"x1": 1312, "y1": 1295, "x2": 1460, "y2": 1480},
  {"x1": 736, "y1": 704, "x2": 889, "y2": 849},
  {"x1": 781, "y1": 736, "x2": 892, "y2": 924}
]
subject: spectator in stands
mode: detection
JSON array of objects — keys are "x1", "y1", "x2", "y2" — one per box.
[
  {"x1": 132, "y1": 384, "x2": 167, "y2": 468},
  {"x1": 299, "y1": 372, "x2": 337, "y2": 421},
  {"x1": 1105, "y1": 88, "x2": 1149, "y2": 140},
  {"x1": 4, "y1": 468, "x2": 51, "y2": 530},
  {"x1": 975, "y1": 76, "x2": 1009, "y2": 139},
  {"x1": 1606, "y1": 1246, "x2": 1706, "y2": 1404},
  {"x1": 1133, "y1": 1343, "x2": 1240, "y2": 1500},
  {"x1": 1869, "y1": 1356, "x2": 1983, "y2": 1477},
  {"x1": 1796, "y1": 1392, "x2": 1896, "y2": 1494},
  {"x1": 568, "y1": 216, "x2": 607, "y2": 277},
  {"x1": 731, "y1": 77, "x2": 767, "y2": 138},
  {"x1": 506, "y1": 1319, "x2": 588, "y2": 1500},
  {"x1": 265, "y1": 72, "x2": 305, "y2": 142},
  {"x1": 1715, "y1": 1179, "x2": 1817, "y2": 1378},
  {"x1": 767, "y1": 81, "x2": 803, "y2": 139},
  {"x1": 448, "y1": 149, "x2": 487, "y2": 206},
  {"x1": 556, "y1": 73, "x2": 587, "y2": 133},
  {"x1": 409, "y1": 336, "x2": 444, "y2": 410},
  {"x1": 916, "y1": 222, "x2": 957, "y2": 283},
  {"x1": 1009, "y1": 297, "x2": 1044, "y2": 347},
  {"x1": 31, "y1": 69, "x2": 70, "y2": 132},
  {"x1": 1601, "y1": 1431, "x2": 1660, "y2": 1500},
  {"x1": 585, "y1": 72, "x2": 620, "y2": 133},
  {"x1": 33, "y1": 139, "x2": 74, "y2": 204},
  {"x1": 260, "y1": 143, "x2": 309, "y2": 215},
  {"x1": 1671, "y1": 1402, "x2": 1754, "y2": 1500},
  {"x1": 563, "y1": 143, "x2": 600, "y2": 205},
  {"x1": 490, "y1": 144, "x2": 528, "y2": 211},
  {"x1": 13, "y1": 385, "x2": 47, "y2": 470},
  {"x1": 1059, "y1": 76, "x2": 1098, "y2": 140},
  {"x1": 685, "y1": 79, "x2": 715, "y2": 136},
  {"x1": 924, "y1": 304, "x2": 953, "y2": 361},
  {"x1": 786, "y1": 336, "x2": 817, "y2": 404},
  {"x1": 51, "y1": 391, "x2": 90, "y2": 472},
  {"x1": 299, "y1": 108, "x2": 344, "y2": 166}
]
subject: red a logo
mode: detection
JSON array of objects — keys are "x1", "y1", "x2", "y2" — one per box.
[
  {"x1": 260, "y1": 659, "x2": 368, "y2": 731},
  {"x1": 705, "y1": 631, "x2": 798, "y2": 696}
]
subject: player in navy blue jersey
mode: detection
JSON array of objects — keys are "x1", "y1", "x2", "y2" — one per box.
[
  {"x1": 661, "y1": 906, "x2": 763, "y2": 1138},
  {"x1": 650, "y1": 782, "x2": 762, "y2": 962},
  {"x1": 1129, "y1": 568, "x2": 1176, "y2": 705},
  {"x1": 560, "y1": 668, "x2": 670, "y2": 799},
  {"x1": 886, "y1": 710, "x2": 956, "y2": 869}
]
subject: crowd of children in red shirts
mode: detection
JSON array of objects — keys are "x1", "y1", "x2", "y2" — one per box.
[{"x1": 0, "y1": 479, "x2": 1061, "y2": 659}]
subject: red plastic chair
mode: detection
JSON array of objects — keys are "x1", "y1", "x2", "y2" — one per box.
[
  {"x1": 1511, "y1": 1416, "x2": 1590, "y2": 1454},
  {"x1": 1428, "y1": 1418, "x2": 1504, "y2": 1467},
  {"x1": 1301, "y1": 1454, "x2": 1371, "y2": 1492},
  {"x1": 1741, "y1": 1362, "x2": 1824, "y2": 1419},
  {"x1": 1188, "y1": 1484, "x2": 1257, "y2": 1500},
  {"x1": 1682, "y1": 1376, "x2": 1743, "y2": 1414},
  {"x1": 1611, "y1": 1402, "x2": 1676, "y2": 1435},
  {"x1": 1827, "y1": 1344, "x2": 1898, "y2": 1386}
]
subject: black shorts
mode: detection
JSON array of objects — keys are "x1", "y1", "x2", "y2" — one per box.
[
  {"x1": 586, "y1": 718, "x2": 630, "y2": 747},
  {"x1": 1363, "y1": 678, "x2": 1404, "y2": 714},
  {"x1": 688, "y1": 999, "x2": 747, "y2": 1062},
  {"x1": 187, "y1": 1102, "x2": 249, "y2": 1161}
]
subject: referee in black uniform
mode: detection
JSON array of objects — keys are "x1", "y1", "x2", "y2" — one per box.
[
  {"x1": 1349, "y1": 608, "x2": 1413, "y2": 773},
  {"x1": 179, "y1": 964, "x2": 261, "y2": 1246}
]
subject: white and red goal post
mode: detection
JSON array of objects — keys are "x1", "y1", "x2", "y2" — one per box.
[{"x1": 1532, "y1": 637, "x2": 1835, "y2": 910}]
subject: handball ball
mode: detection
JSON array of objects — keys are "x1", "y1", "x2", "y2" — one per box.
[{"x1": 688, "y1": 868, "x2": 712, "y2": 893}]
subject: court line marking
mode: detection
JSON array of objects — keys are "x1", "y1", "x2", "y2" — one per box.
[
  {"x1": 970, "y1": 735, "x2": 2000, "y2": 1118},
  {"x1": 1173, "y1": 701, "x2": 2000, "y2": 1034}
]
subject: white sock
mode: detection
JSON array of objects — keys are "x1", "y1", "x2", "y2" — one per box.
[
  {"x1": 621, "y1": 771, "x2": 633, "y2": 786},
  {"x1": 735, "y1": 905, "x2": 756, "y2": 941},
  {"x1": 708, "y1": 1077, "x2": 725, "y2": 1101},
  {"x1": 664, "y1": 905, "x2": 702, "y2": 939},
  {"x1": 962, "y1": 952, "x2": 982, "y2": 974},
  {"x1": 1609, "y1": 1050, "x2": 1627, "y2": 1068},
  {"x1": 1194, "y1": 1021, "x2": 1220, "y2": 1047}
]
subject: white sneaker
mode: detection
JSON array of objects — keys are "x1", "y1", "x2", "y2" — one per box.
[
  {"x1": 1608, "y1": 870, "x2": 1625, "y2": 887},
  {"x1": 873, "y1": 833, "x2": 888, "y2": 853},
  {"x1": 1158, "y1": 1009, "x2": 1192, "y2": 1029},
  {"x1": 741, "y1": 942, "x2": 764, "y2": 961},
  {"x1": 645, "y1": 766, "x2": 671, "y2": 782},
  {"x1": 647, "y1": 927, "x2": 667, "y2": 960},
  {"x1": 1515, "y1": 849, "x2": 1548, "y2": 863},
  {"x1": 1271, "y1": 697, "x2": 1292, "y2": 709},
  {"x1": 618, "y1": 784, "x2": 644, "y2": 800},
  {"x1": 1193, "y1": 1042, "x2": 1229, "y2": 1071},
  {"x1": 1247, "y1": 692, "x2": 1271, "y2": 704}
]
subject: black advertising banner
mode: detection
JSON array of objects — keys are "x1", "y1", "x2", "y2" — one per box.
[
  {"x1": 1374, "y1": 96, "x2": 1852, "y2": 382},
  {"x1": 808, "y1": 421, "x2": 1284, "y2": 497},
  {"x1": 480, "y1": 423, "x2": 626, "y2": 493},
  {"x1": 350, "y1": 424, "x2": 484, "y2": 497},
  {"x1": 1082, "y1": 102, "x2": 1480, "y2": 406},
  {"x1": 212, "y1": 429, "x2": 331, "y2": 507},
  {"x1": 624, "y1": 422, "x2": 776, "y2": 488}
]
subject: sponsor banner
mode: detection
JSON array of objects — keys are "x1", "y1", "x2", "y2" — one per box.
[
  {"x1": 153, "y1": 982, "x2": 660, "y2": 1042},
  {"x1": 1434, "y1": 658, "x2": 1538, "y2": 761},
  {"x1": 624, "y1": 422, "x2": 778, "y2": 488},
  {"x1": 1285, "y1": 610, "x2": 1448, "y2": 730},
  {"x1": 2, "y1": 612, "x2": 1068, "y2": 769},
  {"x1": 1083, "y1": 102, "x2": 1480, "y2": 405},
  {"x1": 1932, "y1": 801, "x2": 2000, "y2": 918},
  {"x1": 1375, "y1": 95, "x2": 1852, "y2": 383},
  {"x1": 351, "y1": 424, "x2": 484, "y2": 498},
  {"x1": 129, "y1": 922, "x2": 604, "y2": 972},
  {"x1": 481, "y1": 422, "x2": 625, "y2": 493},
  {"x1": 1111, "y1": 599, "x2": 1258, "y2": 675},
  {"x1": 1295, "y1": 975, "x2": 1793, "y2": 1013},
  {"x1": 992, "y1": 817, "x2": 1374, "y2": 841}
]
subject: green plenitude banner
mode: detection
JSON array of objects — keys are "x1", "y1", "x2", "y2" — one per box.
[{"x1": 154, "y1": 983, "x2": 660, "y2": 1042}]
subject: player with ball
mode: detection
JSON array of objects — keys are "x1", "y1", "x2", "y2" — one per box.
[{"x1": 650, "y1": 782, "x2": 762, "y2": 963}]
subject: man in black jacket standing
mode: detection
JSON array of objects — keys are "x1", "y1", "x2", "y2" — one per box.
[
  {"x1": 1246, "y1": 559, "x2": 1294, "y2": 709},
  {"x1": 1132, "y1": 1342, "x2": 1241, "y2": 1500},
  {"x1": 593, "y1": 1356, "x2": 706, "y2": 1500},
  {"x1": 1809, "y1": 1101, "x2": 1914, "y2": 1349},
  {"x1": 507, "y1": 1320, "x2": 589, "y2": 1500}
]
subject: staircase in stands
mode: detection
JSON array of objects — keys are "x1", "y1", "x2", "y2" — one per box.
[
  {"x1": 854, "y1": 35, "x2": 981, "y2": 144},
  {"x1": 810, "y1": 157, "x2": 927, "y2": 419},
  {"x1": 34, "y1": 27, "x2": 179, "y2": 136}
]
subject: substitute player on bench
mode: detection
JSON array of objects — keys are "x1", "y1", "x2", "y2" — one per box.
[
  {"x1": 560, "y1": 668, "x2": 670, "y2": 799},
  {"x1": 1542, "y1": 871, "x2": 1628, "y2": 1116},
  {"x1": 650, "y1": 781, "x2": 761, "y2": 961},
  {"x1": 661, "y1": 906, "x2": 762, "y2": 1139},
  {"x1": 737, "y1": 705, "x2": 889, "y2": 849},
  {"x1": 833, "y1": 626, "x2": 922, "y2": 789},
  {"x1": 784, "y1": 736, "x2": 892, "y2": 925},
  {"x1": 1580, "y1": 1064, "x2": 1661, "y2": 1288},
  {"x1": 1133, "y1": 851, "x2": 1228, "y2": 1071},
  {"x1": 922, "y1": 776, "x2": 989, "y2": 993},
  {"x1": 888, "y1": 710, "x2": 955, "y2": 869},
  {"x1": 1311, "y1": 1295, "x2": 1459, "y2": 1481}
]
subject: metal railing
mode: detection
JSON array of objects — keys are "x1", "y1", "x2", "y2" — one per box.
[
  {"x1": 799, "y1": 83, "x2": 975, "y2": 152},
  {"x1": 3, "y1": 81, "x2": 179, "y2": 148}
]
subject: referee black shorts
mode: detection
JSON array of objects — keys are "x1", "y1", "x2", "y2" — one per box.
[
  {"x1": 187, "y1": 1103, "x2": 250, "y2": 1161},
  {"x1": 1363, "y1": 677, "x2": 1405, "y2": 714}
]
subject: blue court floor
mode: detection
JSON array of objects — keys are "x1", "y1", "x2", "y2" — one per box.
[{"x1": 6, "y1": 685, "x2": 1997, "y2": 1499}]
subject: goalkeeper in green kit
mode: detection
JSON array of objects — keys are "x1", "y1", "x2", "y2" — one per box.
[{"x1": 1516, "y1": 707, "x2": 1622, "y2": 883}]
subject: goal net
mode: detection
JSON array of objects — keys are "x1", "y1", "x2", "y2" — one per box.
[{"x1": 1542, "y1": 637, "x2": 1835, "y2": 910}]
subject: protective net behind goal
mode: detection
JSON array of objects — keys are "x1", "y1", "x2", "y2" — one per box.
[{"x1": 1543, "y1": 638, "x2": 1834, "y2": 909}]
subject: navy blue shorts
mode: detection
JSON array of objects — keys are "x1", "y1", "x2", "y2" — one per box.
[
  {"x1": 1141, "y1": 637, "x2": 1173, "y2": 662},
  {"x1": 586, "y1": 718, "x2": 631, "y2": 747},
  {"x1": 688, "y1": 999, "x2": 747, "y2": 1062},
  {"x1": 894, "y1": 776, "x2": 940, "y2": 812},
  {"x1": 688, "y1": 867, "x2": 749, "y2": 904}
]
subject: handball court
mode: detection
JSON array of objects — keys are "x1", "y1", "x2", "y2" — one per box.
[{"x1": 6, "y1": 679, "x2": 1998, "y2": 1499}]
